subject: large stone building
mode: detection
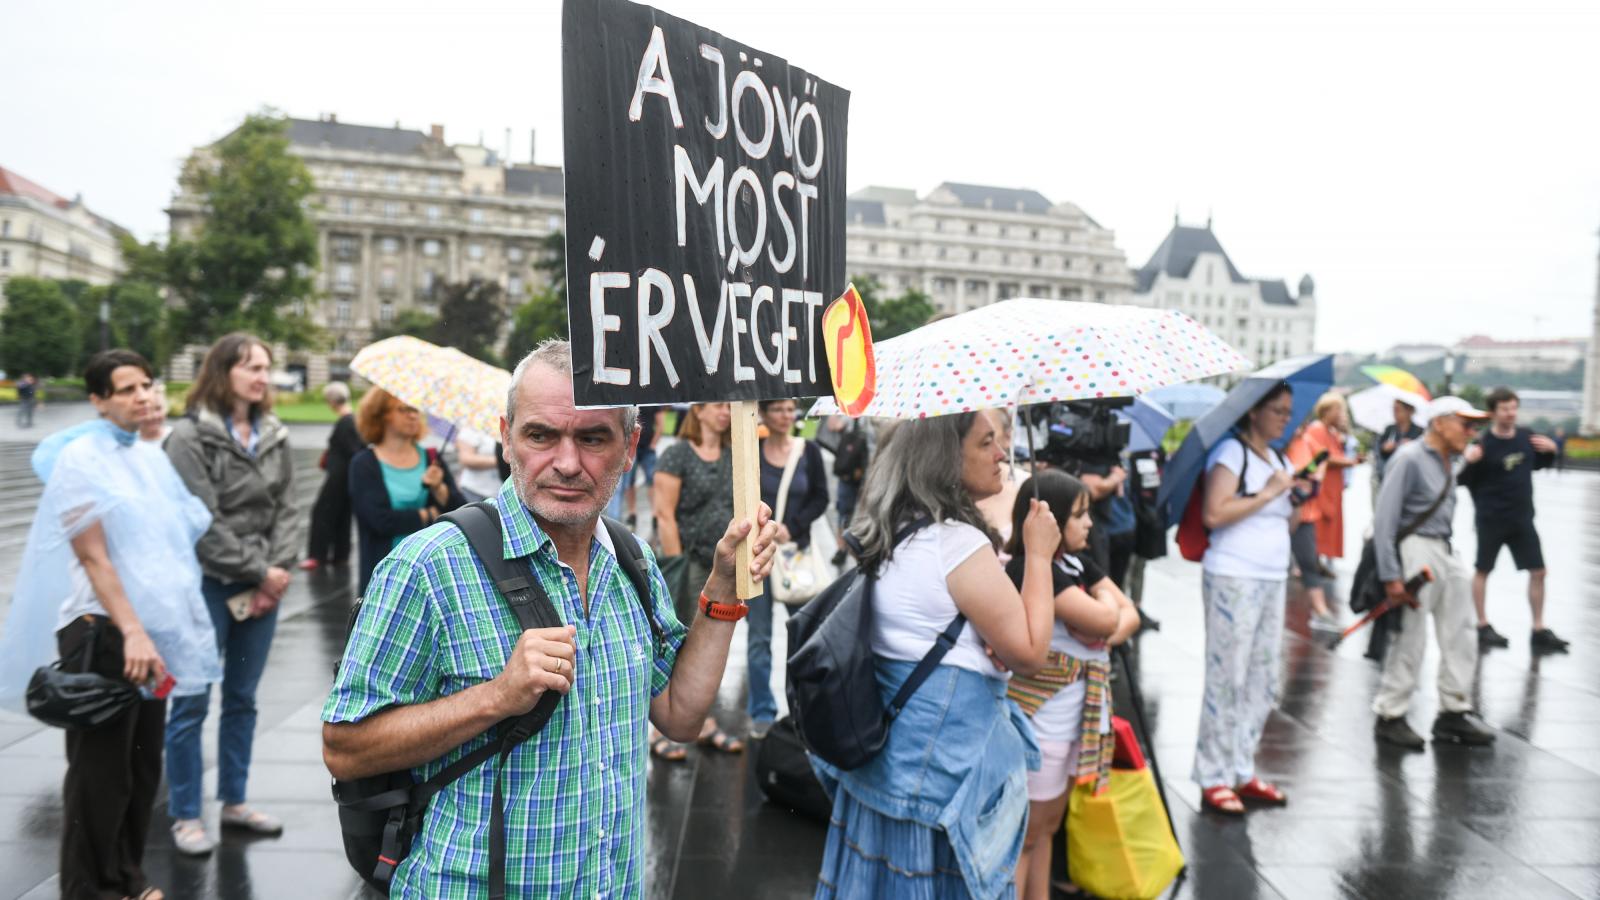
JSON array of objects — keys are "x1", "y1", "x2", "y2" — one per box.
[
  {"x1": 1129, "y1": 220, "x2": 1316, "y2": 365},
  {"x1": 0, "y1": 166, "x2": 125, "y2": 307},
  {"x1": 168, "y1": 116, "x2": 565, "y2": 383},
  {"x1": 842, "y1": 183, "x2": 1135, "y2": 313}
]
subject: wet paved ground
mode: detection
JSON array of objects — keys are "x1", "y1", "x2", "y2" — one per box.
[{"x1": 1, "y1": 406, "x2": 1597, "y2": 898}]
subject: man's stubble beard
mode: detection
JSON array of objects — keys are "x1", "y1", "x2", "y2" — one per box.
[{"x1": 509, "y1": 451, "x2": 630, "y2": 526}]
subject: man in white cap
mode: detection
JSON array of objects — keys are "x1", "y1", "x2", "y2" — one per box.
[{"x1": 1371, "y1": 396, "x2": 1496, "y2": 750}]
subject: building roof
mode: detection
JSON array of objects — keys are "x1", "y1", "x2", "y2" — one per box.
[
  {"x1": 505, "y1": 166, "x2": 564, "y2": 197},
  {"x1": 285, "y1": 118, "x2": 434, "y2": 156},
  {"x1": 933, "y1": 182, "x2": 1054, "y2": 214},
  {"x1": 1257, "y1": 279, "x2": 1295, "y2": 306},
  {"x1": 846, "y1": 198, "x2": 886, "y2": 226},
  {"x1": 0, "y1": 166, "x2": 71, "y2": 208},
  {"x1": 1134, "y1": 223, "x2": 1248, "y2": 292},
  {"x1": 850, "y1": 186, "x2": 918, "y2": 206}
]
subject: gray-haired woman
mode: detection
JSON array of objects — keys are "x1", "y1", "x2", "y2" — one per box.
[{"x1": 812, "y1": 410, "x2": 1061, "y2": 899}]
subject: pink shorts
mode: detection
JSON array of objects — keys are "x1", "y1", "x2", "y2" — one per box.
[{"x1": 1027, "y1": 739, "x2": 1079, "y2": 801}]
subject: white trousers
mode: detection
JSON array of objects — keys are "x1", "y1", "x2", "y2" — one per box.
[
  {"x1": 1372, "y1": 535, "x2": 1477, "y2": 718},
  {"x1": 1193, "y1": 573, "x2": 1285, "y2": 787}
]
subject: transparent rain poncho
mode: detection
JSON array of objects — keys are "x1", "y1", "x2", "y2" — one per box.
[{"x1": 0, "y1": 420, "x2": 221, "y2": 711}]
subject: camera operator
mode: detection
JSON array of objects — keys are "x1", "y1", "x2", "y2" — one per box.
[{"x1": 1025, "y1": 401, "x2": 1135, "y2": 583}]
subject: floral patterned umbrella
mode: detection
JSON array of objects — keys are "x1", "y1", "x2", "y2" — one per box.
[
  {"x1": 810, "y1": 299, "x2": 1250, "y2": 420},
  {"x1": 350, "y1": 336, "x2": 510, "y2": 437}
]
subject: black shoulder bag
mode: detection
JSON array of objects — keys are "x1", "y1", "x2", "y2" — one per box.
[
  {"x1": 785, "y1": 517, "x2": 967, "y2": 771},
  {"x1": 332, "y1": 502, "x2": 661, "y2": 898}
]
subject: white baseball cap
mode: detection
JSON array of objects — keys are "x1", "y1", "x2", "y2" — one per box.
[{"x1": 1425, "y1": 396, "x2": 1489, "y2": 423}]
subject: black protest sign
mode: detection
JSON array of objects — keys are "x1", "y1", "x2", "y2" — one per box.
[{"x1": 562, "y1": 0, "x2": 849, "y2": 407}]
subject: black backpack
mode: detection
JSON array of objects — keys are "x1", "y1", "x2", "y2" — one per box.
[
  {"x1": 831, "y1": 420, "x2": 870, "y2": 483},
  {"x1": 785, "y1": 518, "x2": 964, "y2": 771},
  {"x1": 753, "y1": 715, "x2": 833, "y2": 822},
  {"x1": 332, "y1": 501, "x2": 662, "y2": 898}
]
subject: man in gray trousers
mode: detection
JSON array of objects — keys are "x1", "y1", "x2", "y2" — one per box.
[{"x1": 1371, "y1": 397, "x2": 1497, "y2": 750}]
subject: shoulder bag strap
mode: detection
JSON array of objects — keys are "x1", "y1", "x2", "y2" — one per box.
[
  {"x1": 1396, "y1": 451, "x2": 1453, "y2": 545},
  {"x1": 1233, "y1": 439, "x2": 1252, "y2": 497},
  {"x1": 601, "y1": 515, "x2": 666, "y2": 648},
  {"x1": 773, "y1": 438, "x2": 806, "y2": 525}
]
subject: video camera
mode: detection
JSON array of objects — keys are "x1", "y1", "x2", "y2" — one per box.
[{"x1": 1023, "y1": 398, "x2": 1133, "y2": 471}]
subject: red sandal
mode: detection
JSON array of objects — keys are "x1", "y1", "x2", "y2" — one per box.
[
  {"x1": 1201, "y1": 785, "x2": 1245, "y2": 815},
  {"x1": 1235, "y1": 777, "x2": 1288, "y2": 806}
]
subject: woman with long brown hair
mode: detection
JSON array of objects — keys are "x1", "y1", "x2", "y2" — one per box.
[{"x1": 163, "y1": 332, "x2": 302, "y2": 854}]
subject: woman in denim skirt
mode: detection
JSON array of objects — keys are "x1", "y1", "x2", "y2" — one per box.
[{"x1": 811, "y1": 410, "x2": 1062, "y2": 899}]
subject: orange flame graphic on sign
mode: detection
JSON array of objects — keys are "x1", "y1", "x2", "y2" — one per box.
[{"x1": 822, "y1": 283, "x2": 875, "y2": 416}]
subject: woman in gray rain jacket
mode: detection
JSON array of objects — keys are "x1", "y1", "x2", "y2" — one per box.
[{"x1": 162, "y1": 332, "x2": 303, "y2": 855}]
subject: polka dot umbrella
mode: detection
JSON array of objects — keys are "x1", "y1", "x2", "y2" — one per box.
[
  {"x1": 350, "y1": 335, "x2": 511, "y2": 438},
  {"x1": 810, "y1": 299, "x2": 1251, "y2": 421}
]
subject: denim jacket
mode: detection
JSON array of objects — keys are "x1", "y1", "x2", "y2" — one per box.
[{"x1": 814, "y1": 659, "x2": 1040, "y2": 899}]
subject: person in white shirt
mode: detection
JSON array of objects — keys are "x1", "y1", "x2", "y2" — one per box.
[
  {"x1": 454, "y1": 427, "x2": 504, "y2": 503},
  {"x1": 1194, "y1": 383, "x2": 1312, "y2": 815}
]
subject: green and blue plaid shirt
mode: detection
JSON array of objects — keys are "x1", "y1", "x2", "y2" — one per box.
[{"x1": 323, "y1": 479, "x2": 688, "y2": 899}]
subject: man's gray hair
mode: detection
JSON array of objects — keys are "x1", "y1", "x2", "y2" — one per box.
[
  {"x1": 323, "y1": 381, "x2": 350, "y2": 405},
  {"x1": 506, "y1": 339, "x2": 637, "y2": 434}
]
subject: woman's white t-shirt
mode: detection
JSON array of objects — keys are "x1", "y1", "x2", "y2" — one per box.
[
  {"x1": 1202, "y1": 437, "x2": 1293, "y2": 581},
  {"x1": 455, "y1": 429, "x2": 503, "y2": 499},
  {"x1": 871, "y1": 521, "x2": 1005, "y2": 680}
]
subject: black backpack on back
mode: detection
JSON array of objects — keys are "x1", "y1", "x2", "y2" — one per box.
[
  {"x1": 831, "y1": 420, "x2": 870, "y2": 483},
  {"x1": 331, "y1": 501, "x2": 662, "y2": 898},
  {"x1": 785, "y1": 518, "x2": 963, "y2": 771}
]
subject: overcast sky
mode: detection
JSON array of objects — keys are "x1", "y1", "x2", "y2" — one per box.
[{"x1": 5, "y1": 0, "x2": 1598, "y2": 353}]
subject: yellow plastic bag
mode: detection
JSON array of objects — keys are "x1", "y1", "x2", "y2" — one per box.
[{"x1": 1065, "y1": 767, "x2": 1185, "y2": 900}]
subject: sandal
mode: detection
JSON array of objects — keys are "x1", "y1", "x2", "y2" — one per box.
[
  {"x1": 170, "y1": 819, "x2": 215, "y2": 856},
  {"x1": 1235, "y1": 777, "x2": 1288, "y2": 806},
  {"x1": 1201, "y1": 785, "x2": 1246, "y2": 815},
  {"x1": 650, "y1": 736, "x2": 688, "y2": 761},
  {"x1": 698, "y1": 727, "x2": 745, "y2": 754},
  {"x1": 220, "y1": 805, "x2": 283, "y2": 836}
]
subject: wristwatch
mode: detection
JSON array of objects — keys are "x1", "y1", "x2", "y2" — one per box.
[{"x1": 699, "y1": 592, "x2": 749, "y2": 622}]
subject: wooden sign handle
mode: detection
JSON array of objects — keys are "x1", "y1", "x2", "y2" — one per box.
[{"x1": 729, "y1": 400, "x2": 762, "y2": 600}]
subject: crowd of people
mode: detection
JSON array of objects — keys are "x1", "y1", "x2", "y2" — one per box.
[{"x1": 0, "y1": 328, "x2": 1579, "y2": 899}]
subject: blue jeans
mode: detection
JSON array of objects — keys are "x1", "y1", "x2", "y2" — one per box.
[
  {"x1": 745, "y1": 580, "x2": 778, "y2": 724},
  {"x1": 166, "y1": 577, "x2": 279, "y2": 819}
]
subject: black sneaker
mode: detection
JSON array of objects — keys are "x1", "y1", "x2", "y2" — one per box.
[
  {"x1": 1374, "y1": 715, "x2": 1426, "y2": 751},
  {"x1": 1478, "y1": 624, "x2": 1510, "y2": 650},
  {"x1": 830, "y1": 549, "x2": 848, "y2": 568},
  {"x1": 1138, "y1": 607, "x2": 1162, "y2": 632},
  {"x1": 1531, "y1": 628, "x2": 1570, "y2": 654},
  {"x1": 1432, "y1": 711, "x2": 1496, "y2": 746}
]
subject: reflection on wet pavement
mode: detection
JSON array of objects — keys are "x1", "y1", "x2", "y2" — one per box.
[{"x1": 0, "y1": 433, "x2": 1596, "y2": 898}]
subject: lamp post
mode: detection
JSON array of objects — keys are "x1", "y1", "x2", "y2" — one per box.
[
  {"x1": 98, "y1": 295, "x2": 110, "y2": 352},
  {"x1": 1443, "y1": 353, "x2": 1456, "y2": 396}
]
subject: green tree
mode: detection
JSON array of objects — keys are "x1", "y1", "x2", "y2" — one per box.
[
  {"x1": 161, "y1": 112, "x2": 319, "y2": 343},
  {"x1": 374, "y1": 309, "x2": 440, "y2": 342},
  {"x1": 0, "y1": 277, "x2": 80, "y2": 376},
  {"x1": 84, "y1": 281, "x2": 169, "y2": 366},
  {"x1": 432, "y1": 278, "x2": 507, "y2": 364},
  {"x1": 851, "y1": 275, "x2": 936, "y2": 341},
  {"x1": 503, "y1": 288, "x2": 568, "y2": 366}
]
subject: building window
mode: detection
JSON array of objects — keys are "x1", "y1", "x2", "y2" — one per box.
[
  {"x1": 937, "y1": 246, "x2": 947, "y2": 260},
  {"x1": 380, "y1": 266, "x2": 397, "y2": 289},
  {"x1": 470, "y1": 209, "x2": 485, "y2": 225},
  {"x1": 1, "y1": 219, "x2": 9, "y2": 237},
  {"x1": 1032, "y1": 255, "x2": 1041, "y2": 268},
  {"x1": 467, "y1": 243, "x2": 485, "y2": 260},
  {"x1": 964, "y1": 279, "x2": 985, "y2": 295},
  {"x1": 426, "y1": 205, "x2": 441, "y2": 222},
  {"x1": 421, "y1": 270, "x2": 436, "y2": 292},
  {"x1": 334, "y1": 263, "x2": 355, "y2": 288},
  {"x1": 508, "y1": 276, "x2": 524, "y2": 296},
  {"x1": 999, "y1": 226, "x2": 1008, "y2": 238},
  {"x1": 1095, "y1": 290, "x2": 1106, "y2": 301},
  {"x1": 899, "y1": 246, "x2": 910, "y2": 258},
  {"x1": 1030, "y1": 228, "x2": 1039, "y2": 239},
  {"x1": 338, "y1": 197, "x2": 353, "y2": 215},
  {"x1": 868, "y1": 242, "x2": 878, "y2": 255},
  {"x1": 1094, "y1": 262, "x2": 1103, "y2": 274},
  {"x1": 507, "y1": 245, "x2": 524, "y2": 262},
  {"x1": 967, "y1": 223, "x2": 977, "y2": 234},
  {"x1": 383, "y1": 202, "x2": 400, "y2": 219},
  {"x1": 385, "y1": 172, "x2": 400, "y2": 189},
  {"x1": 341, "y1": 168, "x2": 356, "y2": 185},
  {"x1": 335, "y1": 300, "x2": 352, "y2": 323},
  {"x1": 332, "y1": 236, "x2": 358, "y2": 259},
  {"x1": 380, "y1": 237, "x2": 399, "y2": 255},
  {"x1": 1061, "y1": 258, "x2": 1071, "y2": 269},
  {"x1": 0, "y1": 249, "x2": 8, "y2": 268},
  {"x1": 380, "y1": 302, "x2": 395, "y2": 324},
  {"x1": 969, "y1": 249, "x2": 979, "y2": 262},
  {"x1": 934, "y1": 277, "x2": 955, "y2": 295},
  {"x1": 422, "y1": 239, "x2": 441, "y2": 257},
  {"x1": 428, "y1": 175, "x2": 443, "y2": 192},
  {"x1": 1002, "y1": 253, "x2": 1011, "y2": 265},
  {"x1": 934, "y1": 220, "x2": 944, "y2": 232}
]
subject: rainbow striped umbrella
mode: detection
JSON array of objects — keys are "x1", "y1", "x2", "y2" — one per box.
[
  {"x1": 350, "y1": 336, "x2": 510, "y2": 437},
  {"x1": 1359, "y1": 364, "x2": 1432, "y2": 402}
]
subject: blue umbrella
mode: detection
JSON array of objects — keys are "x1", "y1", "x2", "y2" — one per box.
[
  {"x1": 1145, "y1": 383, "x2": 1227, "y2": 421},
  {"x1": 1156, "y1": 354, "x2": 1335, "y2": 526},
  {"x1": 1117, "y1": 395, "x2": 1176, "y2": 454}
]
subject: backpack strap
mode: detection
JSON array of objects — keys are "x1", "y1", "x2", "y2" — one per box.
[
  {"x1": 436, "y1": 501, "x2": 565, "y2": 900},
  {"x1": 601, "y1": 515, "x2": 666, "y2": 649}
]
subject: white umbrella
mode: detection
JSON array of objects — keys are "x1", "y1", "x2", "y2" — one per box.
[
  {"x1": 811, "y1": 299, "x2": 1249, "y2": 420},
  {"x1": 1348, "y1": 383, "x2": 1430, "y2": 433}
]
